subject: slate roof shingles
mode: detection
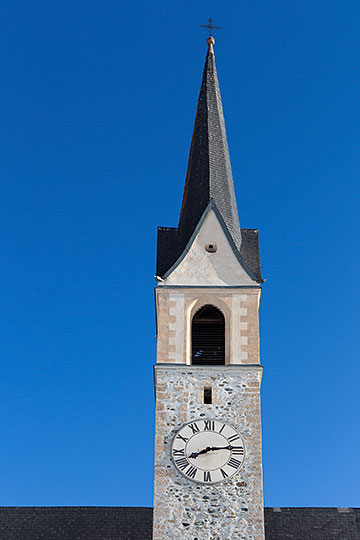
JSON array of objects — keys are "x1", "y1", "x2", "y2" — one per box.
[
  {"x1": 156, "y1": 43, "x2": 262, "y2": 282},
  {"x1": 1, "y1": 507, "x2": 359, "y2": 539}
]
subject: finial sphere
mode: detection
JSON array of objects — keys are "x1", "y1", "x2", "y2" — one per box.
[{"x1": 207, "y1": 36, "x2": 215, "y2": 46}]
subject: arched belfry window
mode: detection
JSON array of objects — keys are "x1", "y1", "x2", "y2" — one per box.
[{"x1": 191, "y1": 305, "x2": 225, "y2": 365}]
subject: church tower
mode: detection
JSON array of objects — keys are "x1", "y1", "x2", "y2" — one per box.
[{"x1": 153, "y1": 37, "x2": 265, "y2": 540}]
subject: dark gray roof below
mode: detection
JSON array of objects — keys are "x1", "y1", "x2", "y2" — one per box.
[
  {"x1": 0, "y1": 507, "x2": 152, "y2": 540},
  {"x1": 265, "y1": 507, "x2": 360, "y2": 539},
  {"x1": 0, "y1": 507, "x2": 359, "y2": 539}
]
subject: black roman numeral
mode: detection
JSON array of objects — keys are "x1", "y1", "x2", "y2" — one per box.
[
  {"x1": 175, "y1": 458, "x2": 189, "y2": 471},
  {"x1": 188, "y1": 422, "x2": 200, "y2": 434},
  {"x1": 218, "y1": 424, "x2": 226, "y2": 434},
  {"x1": 186, "y1": 466, "x2": 197, "y2": 479},
  {"x1": 220, "y1": 468, "x2": 228, "y2": 478},
  {"x1": 228, "y1": 458, "x2": 241, "y2": 469},
  {"x1": 228, "y1": 434, "x2": 240, "y2": 443},
  {"x1": 203, "y1": 471, "x2": 212, "y2": 482},
  {"x1": 177, "y1": 433, "x2": 188, "y2": 443},
  {"x1": 173, "y1": 448, "x2": 185, "y2": 456},
  {"x1": 203, "y1": 420, "x2": 215, "y2": 431},
  {"x1": 232, "y1": 446, "x2": 244, "y2": 455}
]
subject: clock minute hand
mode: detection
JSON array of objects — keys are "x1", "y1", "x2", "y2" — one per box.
[{"x1": 208, "y1": 445, "x2": 233, "y2": 452}]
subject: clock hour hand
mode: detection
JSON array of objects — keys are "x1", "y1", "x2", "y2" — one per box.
[
  {"x1": 188, "y1": 446, "x2": 212, "y2": 459},
  {"x1": 188, "y1": 445, "x2": 233, "y2": 459}
]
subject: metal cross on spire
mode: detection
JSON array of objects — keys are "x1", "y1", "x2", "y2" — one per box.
[{"x1": 200, "y1": 17, "x2": 221, "y2": 37}]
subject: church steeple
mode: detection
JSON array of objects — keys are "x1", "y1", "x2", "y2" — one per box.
[
  {"x1": 156, "y1": 38, "x2": 262, "y2": 283},
  {"x1": 153, "y1": 36, "x2": 265, "y2": 540},
  {"x1": 178, "y1": 37, "x2": 242, "y2": 252}
]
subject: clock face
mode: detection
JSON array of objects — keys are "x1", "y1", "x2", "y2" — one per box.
[{"x1": 171, "y1": 419, "x2": 245, "y2": 484}]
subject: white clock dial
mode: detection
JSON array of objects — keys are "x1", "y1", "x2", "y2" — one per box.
[{"x1": 171, "y1": 419, "x2": 245, "y2": 484}]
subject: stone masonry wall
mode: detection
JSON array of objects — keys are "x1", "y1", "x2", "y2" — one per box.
[{"x1": 153, "y1": 365, "x2": 265, "y2": 540}]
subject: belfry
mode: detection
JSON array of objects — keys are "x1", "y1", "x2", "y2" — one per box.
[{"x1": 153, "y1": 37, "x2": 265, "y2": 539}]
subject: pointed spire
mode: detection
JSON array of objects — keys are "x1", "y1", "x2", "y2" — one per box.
[{"x1": 178, "y1": 37, "x2": 242, "y2": 251}]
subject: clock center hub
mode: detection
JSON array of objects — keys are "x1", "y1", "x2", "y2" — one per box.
[{"x1": 186, "y1": 432, "x2": 230, "y2": 471}]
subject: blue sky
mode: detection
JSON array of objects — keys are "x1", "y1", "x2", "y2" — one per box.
[{"x1": 1, "y1": 0, "x2": 359, "y2": 508}]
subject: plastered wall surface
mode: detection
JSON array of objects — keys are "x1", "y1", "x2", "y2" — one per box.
[
  {"x1": 155, "y1": 287, "x2": 261, "y2": 365},
  {"x1": 164, "y1": 209, "x2": 257, "y2": 287},
  {"x1": 152, "y1": 365, "x2": 265, "y2": 540}
]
